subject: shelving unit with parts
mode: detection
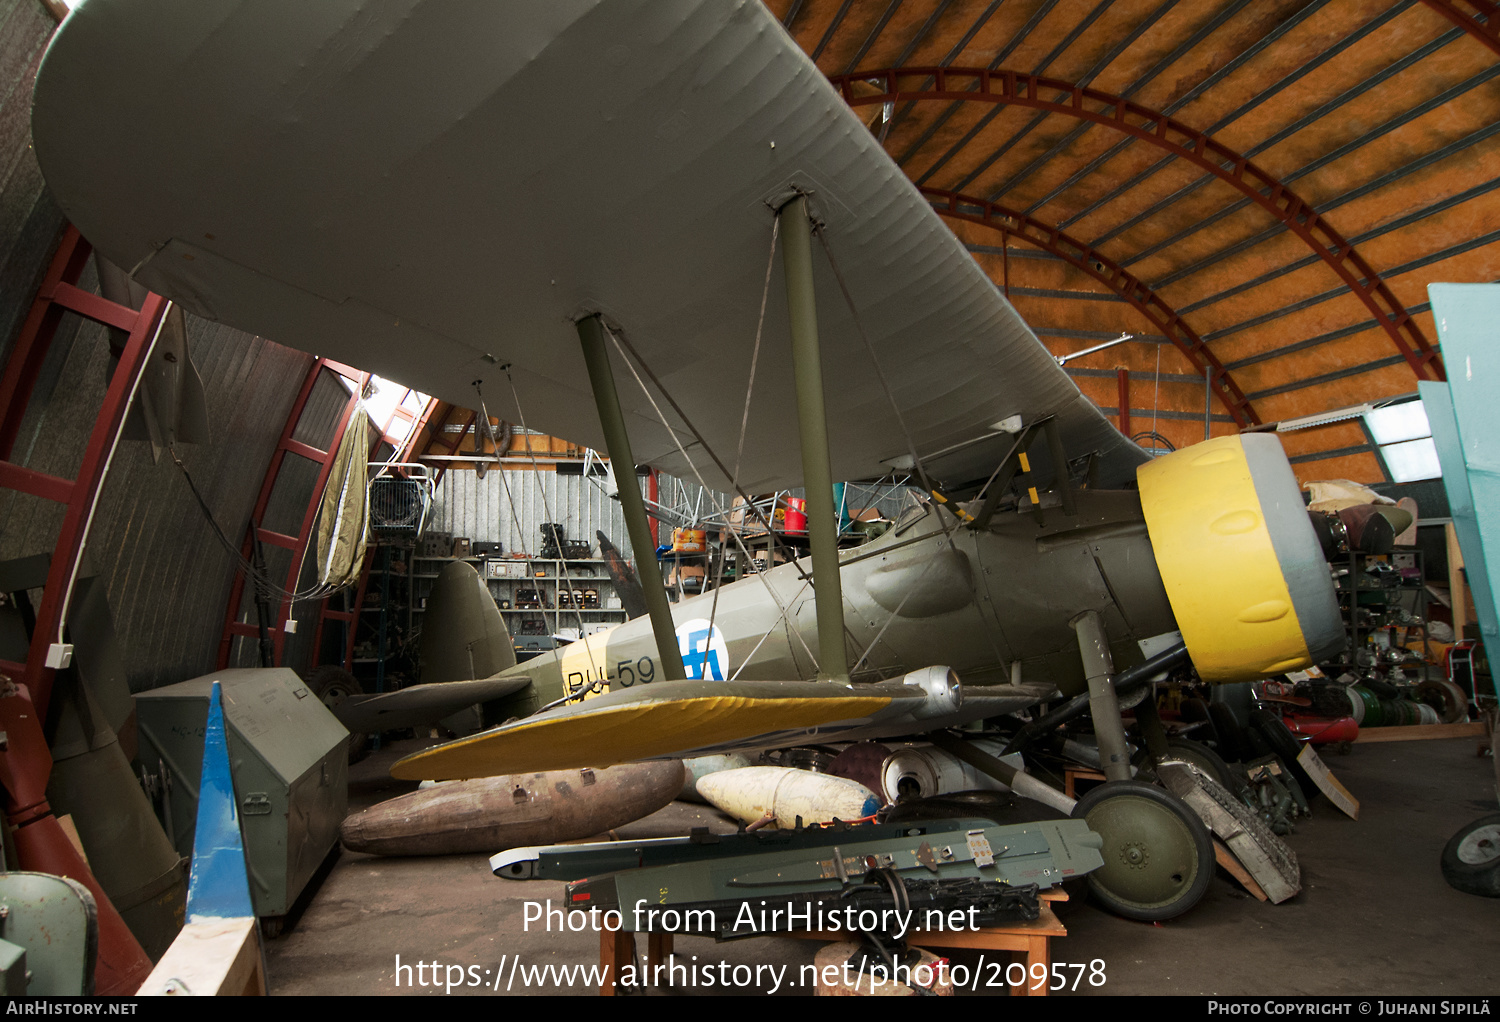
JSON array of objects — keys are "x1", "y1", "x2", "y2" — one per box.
[
  {"x1": 1332, "y1": 548, "x2": 1429, "y2": 675},
  {"x1": 350, "y1": 549, "x2": 415, "y2": 693},
  {"x1": 410, "y1": 556, "x2": 628, "y2": 641}
]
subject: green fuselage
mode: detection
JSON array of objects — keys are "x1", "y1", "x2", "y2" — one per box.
[{"x1": 489, "y1": 489, "x2": 1179, "y2": 721}]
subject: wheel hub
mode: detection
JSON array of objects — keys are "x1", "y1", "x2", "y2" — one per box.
[
  {"x1": 1082, "y1": 788, "x2": 1207, "y2": 915},
  {"x1": 1458, "y1": 825, "x2": 1500, "y2": 866}
]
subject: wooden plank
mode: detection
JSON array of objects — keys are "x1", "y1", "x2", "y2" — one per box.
[
  {"x1": 1355, "y1": 721, "x2": 1488, "y2": 743},
  {"x1": 1297, "y1": 745, "x2": 1359, "y2": 820},
  {"x1": 598, "y1": 924, "x2": 634, "y2": 997},
  {"x1": 1213, "y1": 837, "x2": 1268, "y2": 901},
  {"x1": 139, "y1": 917, "x2": 264, "y2": 996},
  {"x1": 1448, "y1": 523, "x2": 1469, "y2": 640}
]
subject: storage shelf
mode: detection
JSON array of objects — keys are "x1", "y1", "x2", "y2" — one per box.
[
  {"x1": 408, "y1": 552, "x2": 628, "y2": 627},
  {"x1": 502, "y1": 609, "x2": 623, "y2": 614}
]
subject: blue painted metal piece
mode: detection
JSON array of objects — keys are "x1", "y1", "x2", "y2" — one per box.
[
  {"x1": 184, "y1": 682, "x2": 256, "y2": 921},
  {"x1": 1420, "y1": 384, "x2": 1499, "y2": 650},
  {"x1": 1423, "y1": 283, "x2": 1500, "y2": 684}
]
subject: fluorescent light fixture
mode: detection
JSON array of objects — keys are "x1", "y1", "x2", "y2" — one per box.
[
  {"x1": 1381, "y1": 436, "x2": 1441, "y2": 482},
  {"x1": 1056, "y1": 333, "x2": 1134, "y2": 366},
  {"x1": 1365, "y1": 400, "x2": 1431, "y2": 445},
  {"x1": 1274, "y1": 403, "x2": 1374, "y2": 432}
]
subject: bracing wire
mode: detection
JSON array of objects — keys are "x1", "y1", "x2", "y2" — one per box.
[
  {"x1": 168, "y1": 442, "x2": 350, "y2": 605},
  {"x1": 815, "y1": 223, "x2": 1010, "y2": 675},
  {"x1": 499, "y1": 369, "x2": 599, "y2": 690},
  {"x1": 602, "y1": 322, "x2": 824, "y2": 673}
]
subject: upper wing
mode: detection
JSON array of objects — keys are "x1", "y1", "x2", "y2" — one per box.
[{"x1": 33, "y1": 0, "x2": 1146, "y2": 493}]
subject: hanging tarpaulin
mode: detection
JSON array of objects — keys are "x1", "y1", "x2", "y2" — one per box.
[{"x1": 316, "y1": 408, "x2": 370, "y2": 588}]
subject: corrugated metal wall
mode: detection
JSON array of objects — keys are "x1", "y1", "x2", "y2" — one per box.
[
  {"x1": 426, "y1": 470, "x2": 920, "y2": 563},
  {"x1": 1, "y1": 297, "x2": 318, "y2": 690},
  {"x1": 427, "y1": 469, "x2": 645, "y2": 561},
  {"x1": 1, "y1": 1, "x2": 348, "y2": 691},
  {"x1": 651, "y1": 477, "x2": 919, "y2": 530},
  {"x1": 0, "y1": 0, "x2": 67, "y2": 370}
]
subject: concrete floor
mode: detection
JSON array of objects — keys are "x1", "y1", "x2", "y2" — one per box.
[{"x1": 264, "y1": 734, "x2": 1500, "y2": 996}]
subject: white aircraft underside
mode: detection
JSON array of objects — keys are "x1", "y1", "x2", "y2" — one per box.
[{"x1": 32, "y1": 0, "x2": 1148, "y2": 495}]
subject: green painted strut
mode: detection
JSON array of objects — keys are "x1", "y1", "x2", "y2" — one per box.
[
  {"x1": 576, "y1": 315, "x2": 687, "y2": 681},
  {"x1": 781, "y1": 196, "x2": 849, "y2": 683}
]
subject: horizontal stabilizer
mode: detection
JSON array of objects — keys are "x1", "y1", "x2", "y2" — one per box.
[
  {"x1": 391, "y1": 669, "x2": 1052, "y2": 779},
  {"x1": 335, "y1": 675, "x2": 532, "y2": 735}
]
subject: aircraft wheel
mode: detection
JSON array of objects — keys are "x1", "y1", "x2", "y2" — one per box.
[
  {"x1": 1207, "y1": 702, "x2": 1249, "y2": 763},
  {"x1": 1071, "y1": 780, "x2": 1213, "y2": 922},
  {"x1": 309, "y1": 665, "x2": 370, "y2": 764},
  {"x1": 1441, "y1": 814, "x2": 1500, "y2": 897},
  {"x1": 1417, "y1": 679, "x2": 1470, "y2": 725}
]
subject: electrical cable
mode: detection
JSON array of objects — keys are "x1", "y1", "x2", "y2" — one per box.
[{"x1": 168, "y1": 442, "x2": 348, "y2": 605}]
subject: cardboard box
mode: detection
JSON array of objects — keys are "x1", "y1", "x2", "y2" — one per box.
[
  {"x1": 666, "y1": 563, "x2": 707, "y2": 586},
  {"x1": 724, "y1": 495, "x2": 769, "y2": 539}
]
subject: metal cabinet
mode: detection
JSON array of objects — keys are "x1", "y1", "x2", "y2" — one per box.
[{"x1": 134, "y1": 668, "x2": 347, "y2": 919}]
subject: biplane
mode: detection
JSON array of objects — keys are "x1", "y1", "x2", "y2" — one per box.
[{"x1": 32, "y1": 0, "x2": 1345, "y2": 920}]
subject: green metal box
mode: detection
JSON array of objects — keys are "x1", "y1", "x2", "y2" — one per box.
[{"x1": 133, "y1": 668, "x2": 348, "y2": 919}]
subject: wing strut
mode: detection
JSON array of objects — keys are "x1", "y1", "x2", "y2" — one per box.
[
  {"x1": 782, "y1": 196, "x2": 849, "y2": 683},
  {"x1": 577, "y1": 315, "x2": 688, "y2": 681}
]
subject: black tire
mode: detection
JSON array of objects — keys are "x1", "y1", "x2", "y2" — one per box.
[
  {"x1": 1071, "y1": 780, "x2": 1214, "y2": 922},
  {"x1": 1417, "y1": 679, "x2": 1471, "y2": 725},
  {"x1": 1441, "y1": 814, "x2": 1500, "y2": 897},
  {"x1": 308, "y1": 665, "x2": 370, "y2": 764},
  {"x1": 1207, "y1": 701, "x2": 1248, "y2": 763}
]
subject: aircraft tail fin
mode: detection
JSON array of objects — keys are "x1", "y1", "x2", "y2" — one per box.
[{"x1": 419, "y1": 560, "x2": 517, "y2": 683}]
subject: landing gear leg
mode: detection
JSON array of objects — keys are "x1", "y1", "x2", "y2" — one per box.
[
  {"x1": 1069, "y1": 611, "x2": 1212, "y2": 921},
  {"x1": 1070, "y1": 611, "x2": 1131, "y2": 781}
]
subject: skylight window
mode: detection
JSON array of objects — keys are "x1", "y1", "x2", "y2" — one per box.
[
  {"x1": 1366, "y1": 400, "x2": 1441, "y2": 483},
  {"x1": 338, "y1": 373, "x2": 430, "y2": 445}
]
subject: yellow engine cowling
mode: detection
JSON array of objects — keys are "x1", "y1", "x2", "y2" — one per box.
[{"x1": 1138, "y1": 434, "x2": 1344, "y2": 683}]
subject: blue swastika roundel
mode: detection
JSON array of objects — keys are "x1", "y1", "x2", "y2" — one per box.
[{"x1": 675, "y1": 619, "x2": 730, "y2": 681}]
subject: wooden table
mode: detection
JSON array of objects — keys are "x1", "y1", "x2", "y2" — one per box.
[{"x1": 597, "y1": 889, "x2": 1068, "y2": 996}]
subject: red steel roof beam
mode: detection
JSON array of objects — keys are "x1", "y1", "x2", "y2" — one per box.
[
  {"x1": 1420, "y1": 0, "x2": 1500, "y2": 57},
  {"x1": 922, "y1": 187, "x2": 1260, "y2": 427},
  {"x1": 829, "y1": 68, "x2": 1446, "y2": 384}
]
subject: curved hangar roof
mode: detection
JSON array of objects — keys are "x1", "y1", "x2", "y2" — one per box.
[{"x1": 775, "y1": 0, "x2": 1497, "y2": 483}]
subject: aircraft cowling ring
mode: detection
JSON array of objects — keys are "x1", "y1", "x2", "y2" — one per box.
[{"x1": 1138, "y1": 435, "x2": 1345, "y2": 684}]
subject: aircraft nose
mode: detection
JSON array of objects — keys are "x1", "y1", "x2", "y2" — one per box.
[{"x1": 1136, "y1": 434, "x2": 1344, "y2": 683}]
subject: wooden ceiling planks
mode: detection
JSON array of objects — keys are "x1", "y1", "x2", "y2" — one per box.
[{"x1": 768, "y1": 0, "x2": 1499, "y2": 481}]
